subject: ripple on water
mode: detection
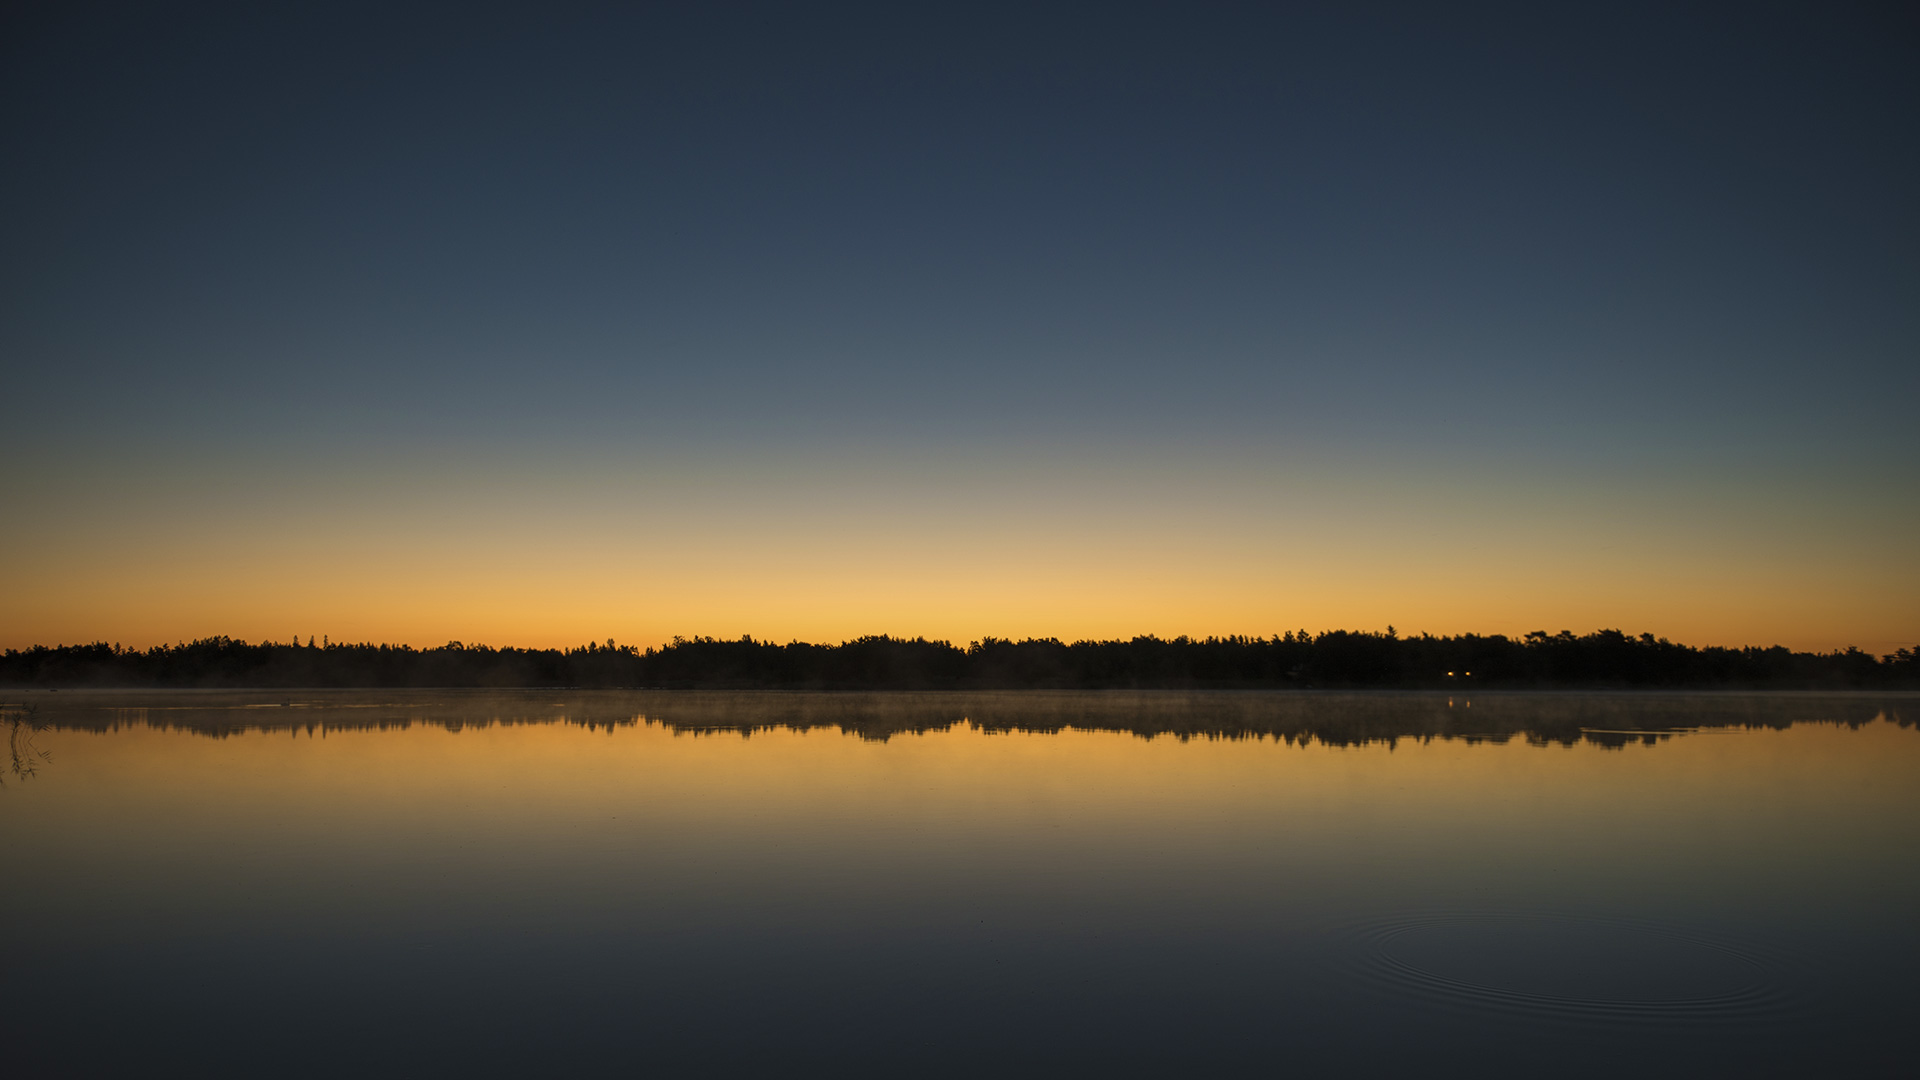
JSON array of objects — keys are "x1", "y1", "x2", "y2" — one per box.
[{"x1": 1336, "y1": 912, "x2": 1800, "y2": 1026}]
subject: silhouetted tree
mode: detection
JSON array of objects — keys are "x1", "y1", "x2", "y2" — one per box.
[{"x1": 2, "y1": 629, "x2": 1913, "y2": 689}]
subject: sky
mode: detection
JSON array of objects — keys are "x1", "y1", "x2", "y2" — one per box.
[{"x1": 2, "y1": 1, "x2": 1915, "y2": 654}]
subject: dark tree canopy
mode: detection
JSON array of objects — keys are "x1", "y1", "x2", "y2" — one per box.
[{"x1": 3, "y1": 630, "x2": 1913, "y2": 689}]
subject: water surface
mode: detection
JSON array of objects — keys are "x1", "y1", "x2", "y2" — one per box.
[{"x1": 3, "y1": 690, "x2": 1915, "y2": 1076}]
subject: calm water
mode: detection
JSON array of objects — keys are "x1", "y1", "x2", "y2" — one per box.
[{"x1": 2, "y1": 690, "x2": 1915, "y2": 1077}]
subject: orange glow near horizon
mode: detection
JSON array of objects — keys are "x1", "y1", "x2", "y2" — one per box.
[
  {"x1": 3, "y1": 452, "x2": 1912, "y2": 656},
  {"x1": 4, "y1": 511, "x2": 1911, "y2": 655}
]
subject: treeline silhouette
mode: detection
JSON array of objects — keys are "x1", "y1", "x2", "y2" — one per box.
[{"x1": 2, "y1": 629, "x2": 1915, "y2": 689}]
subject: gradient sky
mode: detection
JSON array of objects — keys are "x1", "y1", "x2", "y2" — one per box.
[{"x1": 3, "y1": 2, "x2": 1915, "y2": 653}]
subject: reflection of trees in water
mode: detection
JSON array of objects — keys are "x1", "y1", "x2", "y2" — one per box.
[
  {"x1": 620, "y1": 692, "x2": 1911, "y2": 749},
  {"x1": 3, "y1": 704, "x2": 51, "y2": 785},
  {"x1": 9, "y1": 690, "x2": 1913, "y2": 751}
]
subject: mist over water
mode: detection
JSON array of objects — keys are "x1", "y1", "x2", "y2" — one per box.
[{"x1": 3, "y1": 690, "x2": 1914, "y2": 1076}]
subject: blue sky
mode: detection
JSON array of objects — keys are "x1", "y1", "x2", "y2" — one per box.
[{"x1": 4, "y1": 2, "x2": 1915, "y2": 651}]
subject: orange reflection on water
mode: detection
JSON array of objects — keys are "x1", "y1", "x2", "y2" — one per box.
[{"x1": 10, "y1": 699, "x2": 1917, "y2": 911}]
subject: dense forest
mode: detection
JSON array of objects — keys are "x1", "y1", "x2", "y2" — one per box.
[{"x1": 2, "y1": 630, "x2": 1915, "y2": 689}]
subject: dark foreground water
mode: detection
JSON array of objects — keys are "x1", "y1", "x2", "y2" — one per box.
[{"x1": 2, "y1": 690, "x2": 1915, "y2": 1077}]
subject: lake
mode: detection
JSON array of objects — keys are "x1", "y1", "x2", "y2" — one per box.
[{"x1": 2, "y1": 689, "x2": 1915, "y2": 1076}]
